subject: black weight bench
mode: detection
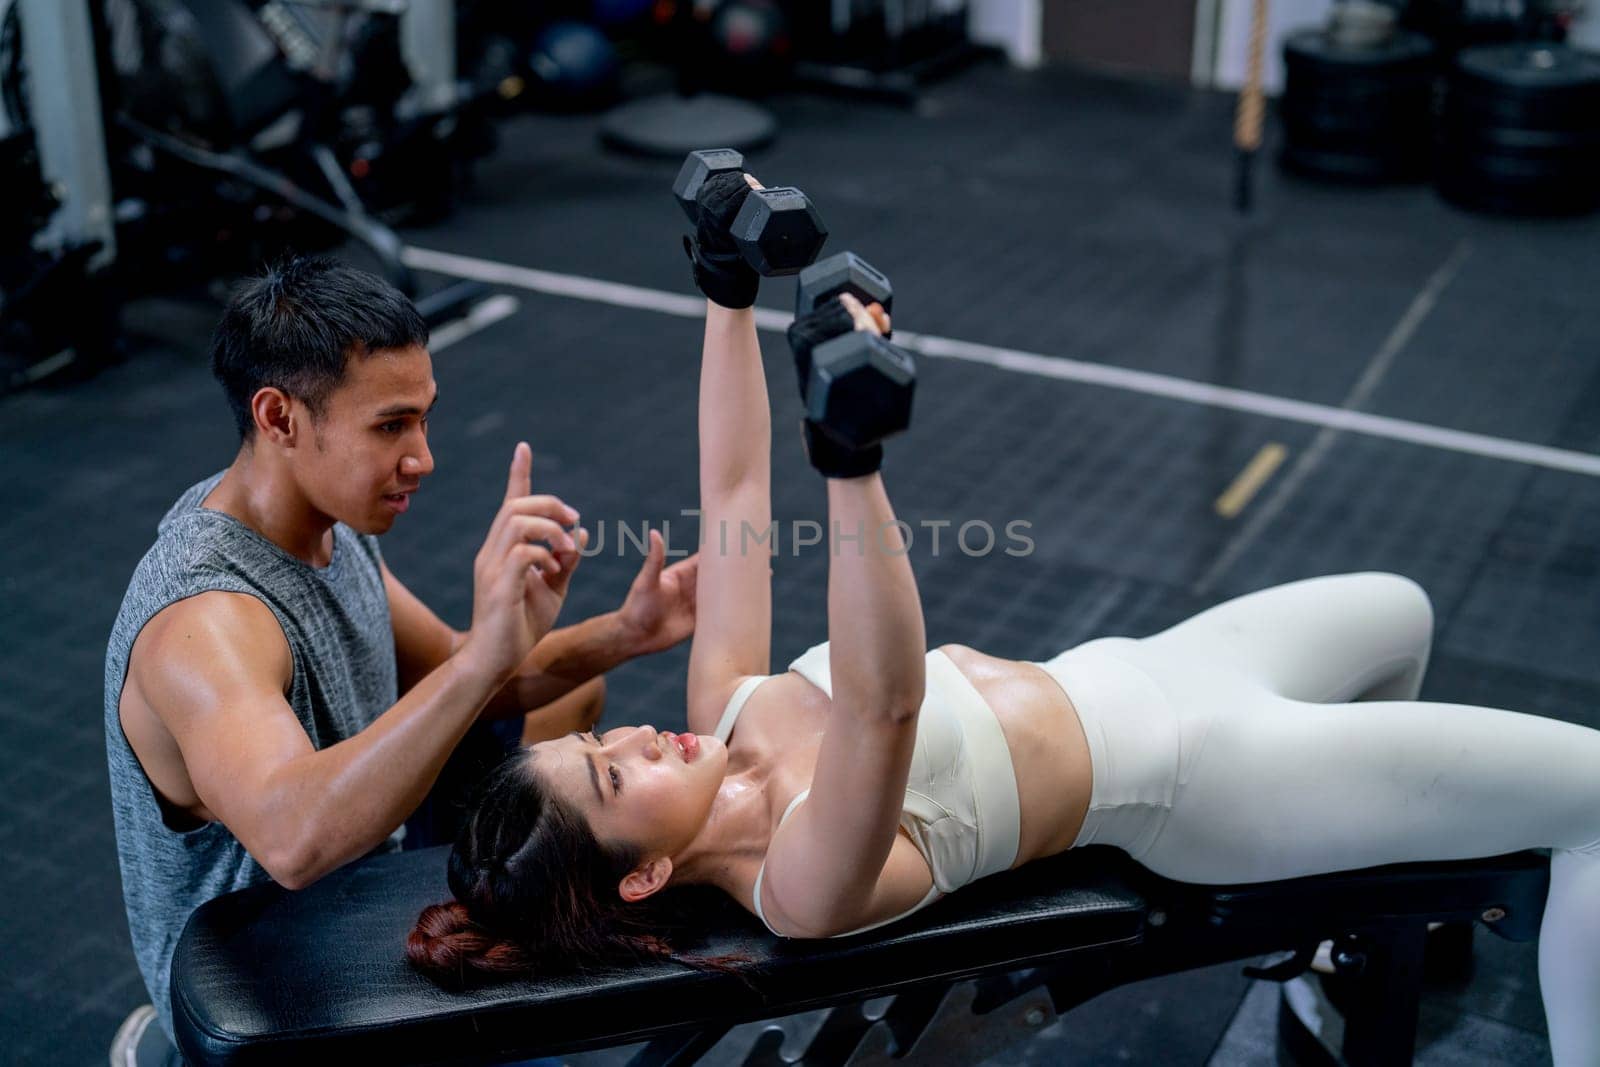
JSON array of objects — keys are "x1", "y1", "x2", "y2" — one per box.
[{"x1": 170, "y1": 845, "x2": 1549, "y2": 1067}]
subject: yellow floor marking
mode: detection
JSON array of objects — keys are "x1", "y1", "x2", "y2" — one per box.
[{"x1": 1215, "y1": 443, "x2": 1289, "y2": 519}]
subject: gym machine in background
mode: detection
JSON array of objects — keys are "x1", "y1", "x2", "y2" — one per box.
[
  {"x1": 99, "y1": 0, "x2": 496, "y2": 262},
  {"x1": 0, "y1": 0, "x2": 487, "y2": 397},
  {"x1": 1, "y1": 0, "x2": 119, "y2": 393}
]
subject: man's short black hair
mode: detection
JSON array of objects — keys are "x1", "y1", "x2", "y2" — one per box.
[{"x1": 210, "y1": 256, "x2": 429, "y2": 442}]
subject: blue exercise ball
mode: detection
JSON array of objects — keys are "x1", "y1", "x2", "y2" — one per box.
[{"x1": 527, "y1": 21, "x2": 621, "y2": 109}]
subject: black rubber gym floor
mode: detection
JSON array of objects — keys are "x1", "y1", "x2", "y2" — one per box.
[{"x1": 6, "y1": 59, "x2": 1600, "y2": 1064}]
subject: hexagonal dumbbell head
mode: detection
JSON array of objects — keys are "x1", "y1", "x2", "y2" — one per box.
[
  {"x1": 796, "y1": 251, "x2": 894, "y2": 318},
  {"x1": 805, "y1": 332, "x2": 916, "y2": 450},
  {"x1": 672, "y1": 148, "x2": 745, "y2": 223},
  {"x1": 731, "y1": 186, "x2": 829, "y2": 276}
]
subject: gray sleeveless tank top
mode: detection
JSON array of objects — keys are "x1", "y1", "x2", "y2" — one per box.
[{"x1": 103, "y1": 471, "x2": 401, "y2": 1038}]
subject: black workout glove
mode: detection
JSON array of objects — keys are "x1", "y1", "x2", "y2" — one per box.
[
  {"x1": 785, "y1": 297, "x2": 855, "y2": 402},
  {"x1": 787, "y1": 300, "x2": 884, "y2": 479},
  {"x1": 801, "y1": 420, "x2": 884, "y2": 480},
  {"x1": 683, "y1": 171, "x2": 759, "y2": 309}
]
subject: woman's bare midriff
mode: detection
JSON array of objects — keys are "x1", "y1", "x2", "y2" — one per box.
[{"x1": 935, "y1": 645, "x2": 1095, "y2": 866}]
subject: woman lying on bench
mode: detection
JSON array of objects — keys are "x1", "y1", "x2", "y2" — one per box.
[{"x1": 410, "y1": 168, "x2": 1600, "y2": 1066}]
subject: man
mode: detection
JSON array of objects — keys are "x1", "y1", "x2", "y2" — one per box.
[{"x1": 104, "y1": 257, "x2": 696, "y2": 1051}]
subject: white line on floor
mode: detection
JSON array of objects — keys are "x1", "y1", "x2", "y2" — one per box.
[
  {"x1": 428, "y1": 293, "x2": 520, "y2": 352},
  {"x1": 402, "y1": 246, "x2": 1600, "y2": 480}
]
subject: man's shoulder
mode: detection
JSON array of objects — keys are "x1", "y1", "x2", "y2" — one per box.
[
  {"x1": 143, "y1": 588, "x2": 282, "y2": 639},
  {"x1": 117, "y1": 472, "x2": 294, "y2": 683},
  {"x1": 120, "y1": 513, "x2": 244, "y2": 618},
  {"x1": 128, "y1": 591, "x2": 291, "y2": 695}
]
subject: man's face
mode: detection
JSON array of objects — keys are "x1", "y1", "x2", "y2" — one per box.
[{"x1": 294, "y1": 343, "x2": 437, "y2": 535}]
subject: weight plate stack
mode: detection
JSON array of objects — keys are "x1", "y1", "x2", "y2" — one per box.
[
  {"x1": 1280, "y1": 28, "x2": 1439, "y2": 184},
  {"x1": 1436, "y1": 44, "x2": 1600, "y2": 216}
]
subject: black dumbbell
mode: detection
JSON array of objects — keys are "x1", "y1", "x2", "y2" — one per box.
[
  {"x1": 805, "y1": 331, "x2": 916, "y2": 451},
  {"x1": 672, "y1": 148, "x2": 744, "y2": 221},
  {"x1": 796, "y1": 251, "x2": 894, "y2": 319},
  {"x1": 673, "y1": 149, "x2": 829, "y2": 276}
]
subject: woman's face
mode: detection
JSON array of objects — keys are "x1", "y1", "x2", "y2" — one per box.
[{"x1": 532, "y1": 725, "x2": 728, "y2": 860}]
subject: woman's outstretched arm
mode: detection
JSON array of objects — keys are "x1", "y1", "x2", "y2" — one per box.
[
  {"x1": 683, "y1": 175, "x2": 774, "y2": 734},
  {"x1": 760, "y1": 292, "x2": 931, "y2": 936},
  {"x1": 823, "y1": 472, "x2": 925, "y2": 715}
]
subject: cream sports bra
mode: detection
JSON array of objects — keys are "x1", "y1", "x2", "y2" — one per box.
[{"x1": 714, "y1": 642, "x2": 1022, "y2": 938}]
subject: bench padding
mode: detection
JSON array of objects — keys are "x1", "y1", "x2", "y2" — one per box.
[{"x1": 172, "y1": 845, "x2": 1147, "y2": 1066}]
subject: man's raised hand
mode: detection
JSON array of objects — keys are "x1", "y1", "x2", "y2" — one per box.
[
  {"x1": 461, "y1": 442, "x2": 584, "y2": 681},
  {"x1": 617, "y1": 528, "x2": 699, "y2": 656}
]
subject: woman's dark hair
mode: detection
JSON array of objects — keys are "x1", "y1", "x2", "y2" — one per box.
[
  {"x1": 407, "y1": 748, "x2": 686, "y2": 989},
  {"x1": 209, "y1": 256, "x2": 428, "y2": 443}
]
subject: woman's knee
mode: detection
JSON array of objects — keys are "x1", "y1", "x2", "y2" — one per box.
[
  {"x1": 1359, "y1": 572, "x2": 1434, "y2": 655},
  {"x1": 1310, "y1": 573, "x2": 1434, "y2": 701},
  {"x1": 1385, "y1": 572, "x2": 1432, "y2": 625}
]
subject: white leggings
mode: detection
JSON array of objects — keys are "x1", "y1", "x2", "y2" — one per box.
[{"x1": 1039, "y1": 573, "x2": 1600, "y2": 1067}]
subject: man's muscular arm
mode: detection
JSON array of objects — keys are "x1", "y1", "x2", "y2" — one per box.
[{"x1": 131, "y1": 591, "x2": 507, "y2": 890}]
